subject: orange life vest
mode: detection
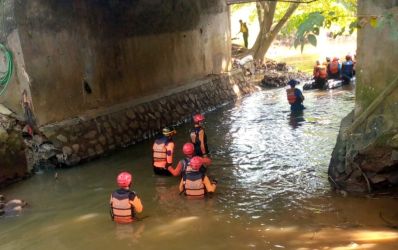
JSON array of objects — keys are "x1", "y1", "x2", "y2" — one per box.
[
  {"x1": 110, "y1": 190, "x2": 135, "y2": 224},
  {"x1": 329, "y1": 61, "x2": 339, "y2": 74},
  {"x1": 286, "y1": 88, "x2": 296, "y2": 105},
  {"x1": 316, "y1": 65, "x2": 327, "y2": 79},
  {"x1": 153, "y1": 137, "x2": 168, "y2": 168},
  {"x1": 182, "y1": 167, "x2": 205, "y2": 199}
]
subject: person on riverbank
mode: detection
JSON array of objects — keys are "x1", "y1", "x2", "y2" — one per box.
[
  {"x1": 341, "y1": 55, "x2": 354, "y2": 85},
  {"x1": 153, "y1": 127, "x2": 176, "y2": 176},
  {"x1": 286, "y1": 79, "x2": 305, "y2": 112},
  {"x1": 238, "y1": 19, "x2": 249, "y2": 48},
  {"x1": 110, "y1": 172, "x2": 143, "y2": 224},
  {"x1": 190, "y1": 114, "x2": 212, "y2": 166},
  {"x1": 313, "y1": 60, "x2": 327, "y2": 89},
  {"x1": 168, "y1": 142, "x2": 206, "y2": 176},
  {"x1": 179, "y1": 156, "x2": 216, "y2": 199}
]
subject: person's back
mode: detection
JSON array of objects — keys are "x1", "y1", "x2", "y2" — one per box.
[
  {"x1": 110, "y1": 172, "x2": 143, "y2": 224},
  {"x1": 286, "y1": 79, "x2": 304, "y2": 112},
  {"x1": 179, "y1": 157, "x2": 216, "y2": 199},
  {"x1": 328, "y1": 57, "x2": 340, "y2": 79},
  {"x1": 313, "y1": 61, "x2": 327, "y2": 89},
  {"x1": 341, "y1": 55, "x2": 354, "y2": 84}
]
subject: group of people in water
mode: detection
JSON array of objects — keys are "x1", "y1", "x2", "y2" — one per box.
[
  {"x1": 110, "y1": 114, "x2": 216, "y2": 224},
  {"x1": 313, "y1": 54, "x2": 356, "y2": 89},
  {"x1": 285, "y1": 54, "x2": 356, "y2": 113}
]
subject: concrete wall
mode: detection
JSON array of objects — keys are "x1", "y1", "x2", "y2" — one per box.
[{"x1": 13, "y1": 0, "x2": 231, "y2": 126}]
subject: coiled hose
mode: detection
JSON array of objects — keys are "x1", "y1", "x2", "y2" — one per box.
[{"x1": 0, "y1": 43, "x2": 13, "y2": 96}]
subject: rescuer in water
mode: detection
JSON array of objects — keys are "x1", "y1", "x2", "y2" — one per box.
[
  {"x1": 179, "y1": 156, "x2": 217, "y2": 199},
  {"x1": 168, "y1": 142, "x2": 207, "y2": 176},
  {"x1": 152, "y1": 127, "x2": 176, "y2": 176},
  {"x1": 110, "y1": 172, "x2": 143, "y2": 224},
  {"x1": 286, "y1": 79, "x2": 305, "y2": 112},
  {"x1": 341, "y1": 54, "x2": 354, "y2": 85},
  {"x1": 313, "y1": 60, "x2": 328, "y2": 89},
  {"x1": 190, "y1": 114, "x2": 211, "y2": 166}
]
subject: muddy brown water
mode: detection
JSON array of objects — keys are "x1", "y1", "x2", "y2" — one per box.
[{"x1": 1, "y1": 86, "x2": 397, "y2": 250}]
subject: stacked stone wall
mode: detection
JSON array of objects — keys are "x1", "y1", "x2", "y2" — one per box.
[
  {"x1": 0, "y1": 107, "x2": 29, "y2": 187},
  {"x1": 39, "y1": 72, "x2": 256, "y2": 166}
]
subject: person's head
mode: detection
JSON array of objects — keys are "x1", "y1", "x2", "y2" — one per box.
[
  {"x1": 316, "y1": 60, "x2": 320, "y2": 65},
  {"x1": 345, "y1": 54, "x2": 352, "y2": 61},
  {"x1": 162, "y1": 127, "x2": 176, "y2": 137},
  {"x1": 190, "y1": 156, "x2": 203, "y2": 171},
  {"x1": 333, "y1": 57, "x2": 339, "y2": 62},
  {"x1": 117, "y1": 172, "x2": 132, "y2": 189},
  {"x1": 239, "y1": 19, "x2": 242, "y2": 23},
  {"x1": 182, "y1": 142, "x2": 195, "y2": 156},
  {"x1": 288, "y1": 79, "x2": 298, "y2": 88},
  {"x1": 193, "y1": 114, "x2": 205, "y2": 124},
  {"x1": 326, "y1": 57, "x2": 331, "y2": 62}
]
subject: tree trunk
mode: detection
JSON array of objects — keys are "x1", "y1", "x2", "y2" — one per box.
[{"x1": 252, "y1": 3, "x2": 299, "y2": 61}]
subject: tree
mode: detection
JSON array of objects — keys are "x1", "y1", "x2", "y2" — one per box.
[
  {"x1": 251, "y1": 2, "x2": 299, "y2": 61},
  {"x1": 232, "y1": 0, "x2": 357, "y2": 60}
]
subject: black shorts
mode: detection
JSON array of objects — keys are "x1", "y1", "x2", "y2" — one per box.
[{"x1": 153, "y1": 166, "x2": 172, "y2": 176}]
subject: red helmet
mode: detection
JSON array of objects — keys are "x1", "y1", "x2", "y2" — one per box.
[
  {"x1": 193, "y1": 114, "x2": 205, "y2": 123},
  {"x1": 190, "y1": 156, "x2": 203, "y2": 170},
  {"x1": 332, "y1": 57, "x2": 339, "y2": 61},
  {"x1": 117, "y1": 172, "x2": 132, "y2": 188},
  {"x1": 183, "y1": 143, "x2": 195, "y2": 155}
]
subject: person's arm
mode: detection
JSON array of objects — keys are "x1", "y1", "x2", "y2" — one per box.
[
  {"x1": 203, "y1": 176, "x2": 216, "y2": 193},
  {"x1": 202, "y1": 156, "x2": 212, "y2": 167},
  {"x1": 198, "y1": 130, "x2": 206, "y2": 156},
  {"x1": 166, "y1": 141, "x2": 174, "y2": 167},
  {"x1": 130, "y1": 196, "x2": 143, "y2": 213},
  {"x1": 168, "y1": 160, "x2": 183, "y2": 176}
]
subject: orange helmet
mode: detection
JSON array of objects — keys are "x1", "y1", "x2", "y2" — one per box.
[
  {"x1": 190, "y1": 156, "x2": 203, "y2": 170},
  {"x1": 193, "y1": 114, "x2": 205, "y2": 123},
  {"x1": 117, "y1": 172, "x2": 132, "y2": 188},
  {"x1": 183, "y1": 143, "x2": 195, "y2": 155}
]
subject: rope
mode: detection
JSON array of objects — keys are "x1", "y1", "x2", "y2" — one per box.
[{"x1": 0, "y1": 43, "x2": 13, "y2": 96}]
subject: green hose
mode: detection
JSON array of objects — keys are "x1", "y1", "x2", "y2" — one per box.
[{"x1": 0, "y1": 43, "x2": 13, "y2": 96}]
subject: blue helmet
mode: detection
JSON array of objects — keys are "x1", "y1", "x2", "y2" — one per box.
[{"x1": 288, "y1": 79, "x2": 299, "y2": 86}]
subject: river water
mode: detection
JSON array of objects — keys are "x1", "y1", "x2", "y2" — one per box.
[{"x1": 1, "y1": 86, "x2": 398, "y2": 250}]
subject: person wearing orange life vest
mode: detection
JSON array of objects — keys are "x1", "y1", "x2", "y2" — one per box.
[
  {"x1": 153, "y1": 127, "x2": 176, "y2": 176},
  {"x1": 110, "y1": 172, "x2": 143, "y2": 224},
  {"x1": 286, "y1": 79, "x2": 304, "y2": 112},
  {"x1": 168, "y1": 142, "x2": 207, "y2": 176},
  {"x1": 313, "y1": 60, "x2": 328, "y2": 89},
  {"x1": 190, "y1": 114, "x2": 212, "y2": 166},
  {"x1": 327, "y1": 57, "x2": 341, "y2": 80},
  {"x1": 179, "y1": 156, "x2": 216, "y2": 199}
]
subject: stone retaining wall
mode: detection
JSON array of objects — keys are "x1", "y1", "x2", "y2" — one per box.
[
  {"x1": 0, "y1": 109, "x2": 29, "y2": 187},
  {"x1": 39, "y1": 71, "x2": 257, "y2": 166}
]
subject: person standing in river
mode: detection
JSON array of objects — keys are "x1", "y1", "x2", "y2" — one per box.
[
  {"x1": 286, "y1": 79, "x2": 305, "y2": 112},
  {"x1": 190, "y1": 114, "x2": 212, "y2": 166},
  {"x1": 110, "y1": 172, "x2": 143, "y2": 224},
  {"x1": 152, "y1": 127, "x2": 176, "y2": 176}
]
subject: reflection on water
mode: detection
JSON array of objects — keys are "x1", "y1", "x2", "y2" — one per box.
[{"x1": 1, "y1": 86, "x2": 398, "y2": 250}]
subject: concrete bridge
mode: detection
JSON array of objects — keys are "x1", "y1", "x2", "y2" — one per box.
[{"x1": 0, "y1": 0, "x2": 397, "y2": 193}]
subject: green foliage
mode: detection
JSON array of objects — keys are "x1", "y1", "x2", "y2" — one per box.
[{"x1": 293, "y1": 0, "x2": 357, "y2": 51}]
